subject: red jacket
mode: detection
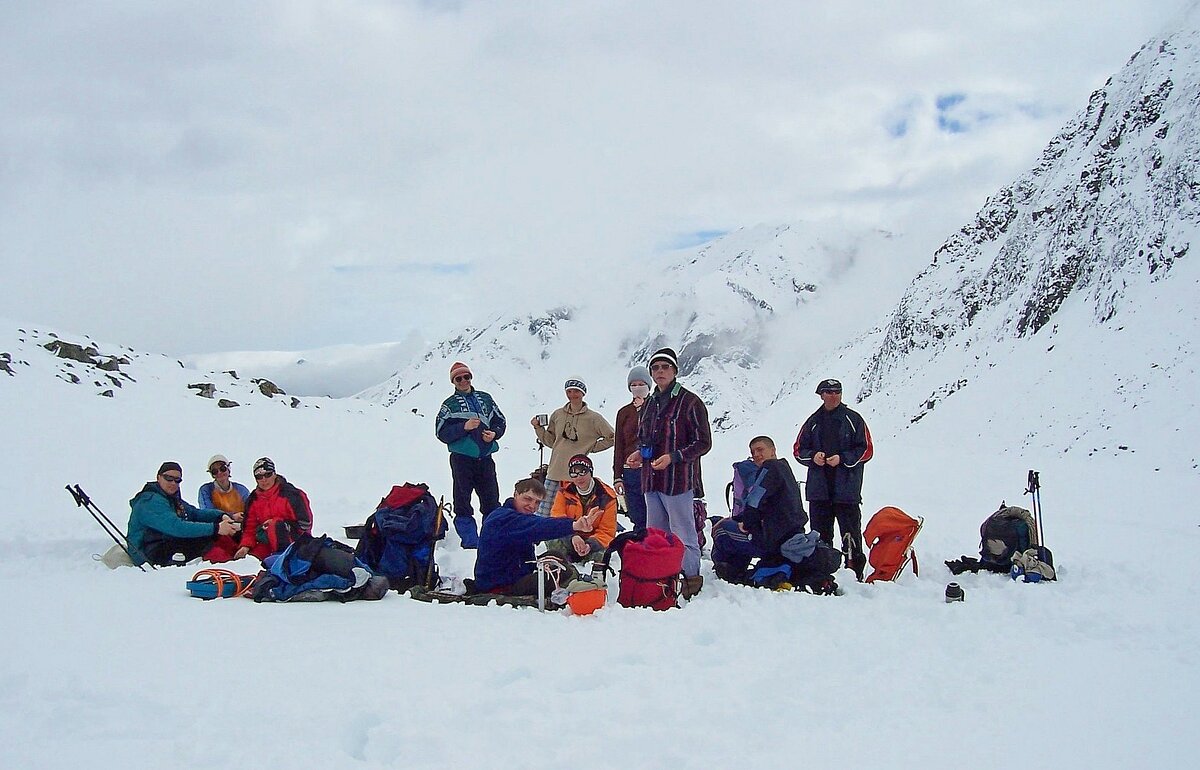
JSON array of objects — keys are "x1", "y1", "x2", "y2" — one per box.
[{"x1": 240, "y1": 476, "x2": 313, "y2": 553}]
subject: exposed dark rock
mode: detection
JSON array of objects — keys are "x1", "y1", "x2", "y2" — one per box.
[
  {"x1": 217, "y1": 399, "x2": 240, "y2": 408},
  {"x1": 189, "y1": 383, "x2": 217, "y2": 398},
  {"x1": 253, "y1": 378, "x2": 285, "y2": 397},
  {"x1": 43, "y1": 340, "x2": 99, "y2": 365},
  {"x1": 99, "y1": 389, "x2": 114, "y2": 397}
]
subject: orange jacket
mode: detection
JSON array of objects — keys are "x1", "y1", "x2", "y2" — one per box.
[{"x1": 550, "y1": 478, "x2": 618, "y2": 548}]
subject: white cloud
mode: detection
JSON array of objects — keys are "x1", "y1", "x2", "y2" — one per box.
[{"x1": 0, "y1": 0, "x2": 1186, "y2": 353}]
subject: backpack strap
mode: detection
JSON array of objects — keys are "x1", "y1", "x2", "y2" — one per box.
[{"x1": 597, "y1": 527, "x2": 647, "y2": 579}]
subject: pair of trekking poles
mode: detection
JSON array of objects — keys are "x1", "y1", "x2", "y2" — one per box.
[
  {"x1": 1025, "y1": 469, "x2": 1055, "y2": 571},
  {"x1": 66, "y1": 483, "x2": 154, "y2": 571}
]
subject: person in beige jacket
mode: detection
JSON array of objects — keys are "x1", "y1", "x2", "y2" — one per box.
[{"x1": 530, "y1": 378, "x2": 615, "y2": 515}]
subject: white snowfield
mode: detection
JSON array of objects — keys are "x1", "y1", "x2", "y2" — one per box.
[
  {"x1": 0, "y1": 318, "x2": 1197, "y2": 770},
  {"x1": 5, "y1": 6, "x2": 1200, "y2": 766}
]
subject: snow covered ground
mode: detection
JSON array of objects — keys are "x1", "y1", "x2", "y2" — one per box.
[{"x1": 2, "y1": 322, "x2": 1197, "y2": 769}]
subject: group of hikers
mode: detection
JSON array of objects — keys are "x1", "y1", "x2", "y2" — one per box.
[{"x1": 121, "y1": 345, "x2": 877, "y2": 601}]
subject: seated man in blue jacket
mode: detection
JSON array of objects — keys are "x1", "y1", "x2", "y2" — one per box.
[
  {"x1": 712, "y1": 436, "x2": 808, "y2": 584},
  {"x1": 473, "y1": 478, "x2": 600, "y2": 596},
  {"x1": 127, "y1": 461, "x2": 242, "y2": 566}
]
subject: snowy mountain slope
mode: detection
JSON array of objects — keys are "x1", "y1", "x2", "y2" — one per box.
[
  {"x1": 3, "y1": 312, "x2": 1199, "y2": 769},
  {"x1": 356, "y1": 220, "x2": 925, "y2": 433},
  {"x1": 845, "y1": 5, "x2": 1200, "y2": 467},
  {"x1": 182, "y1": 336, "x2": 424, "y2": 400}
]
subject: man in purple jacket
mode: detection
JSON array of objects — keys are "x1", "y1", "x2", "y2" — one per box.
[{"x1": 625, "y1": 347, "x2": 712, "y2": 598}]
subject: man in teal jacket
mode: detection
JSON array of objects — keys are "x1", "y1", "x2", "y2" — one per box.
[
  {"x1": 435, "y1": 362, "x2": 507, "y2": 549},
  {"x1": 126, "y1": 461, "x2": 242, "y2": 566}
]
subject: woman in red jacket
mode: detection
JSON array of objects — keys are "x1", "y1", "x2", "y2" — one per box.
[{"x1": 233, "y1": 457, "x2": 314, "y2": 561}]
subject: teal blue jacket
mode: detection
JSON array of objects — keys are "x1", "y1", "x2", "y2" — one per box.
[
  {"x1": 126, "y1": 482, "x2": 224, "y2": 565},
  {"x1": 435, "y1": 389, "x2": 507, "y2": 458}
]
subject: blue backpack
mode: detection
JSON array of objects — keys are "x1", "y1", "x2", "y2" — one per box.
[
  {"x1": 725, "y1": 459, "x2": 769, "y2": 519},
  {"x1": 354, "y1": 485, "x2": 447, "y2": 591}
]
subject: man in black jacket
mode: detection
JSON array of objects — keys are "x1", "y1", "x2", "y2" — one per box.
[
  {"x1": 793, "y1": 378, "x2": 874, "y2": 581},
  {"x1": 711, "y1": 436, "x2": 807, "y2": 584}
]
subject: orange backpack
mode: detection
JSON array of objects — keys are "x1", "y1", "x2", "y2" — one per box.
[{"x1": 862, "y1": 506, "x2": 923, "y2": 583}]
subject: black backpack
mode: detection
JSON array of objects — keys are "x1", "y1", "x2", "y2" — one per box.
[{"x1": 979, "y1": 505, "x2": 1036, "y2": 568}]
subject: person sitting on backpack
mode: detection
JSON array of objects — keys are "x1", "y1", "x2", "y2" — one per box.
[
  {"x1": 545, "y1": 454, "x2": 617, "y2": 564},
  {"x1": 197, "y1": 454, "x2": 249, "y2": 519},
  {"x1": 473, "y1": 478, "x2": 601, "y2": 596},
  {"x1": 127, "y1": 461, "x2": 242, "y2": 567},
  {"x1": 233, "y1": 457, "x2": 314, "y2": 561},
  {"x1": 712, "y1": 436, "x2": 807, "y2": 585}
]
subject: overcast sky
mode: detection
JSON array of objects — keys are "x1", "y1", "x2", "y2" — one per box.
[{"x1": 0, "y1": 0, "x2": 1188, "y2": 355}]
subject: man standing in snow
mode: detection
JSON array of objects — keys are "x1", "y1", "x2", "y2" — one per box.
[
  {"x1": 793, "y1": 378, "x2": 874, "y2": 581},
  {"x1": 436, "y1": 362, "x2": 507, "y2": 549},
  {"x1": 626, "y1": 347, "x2": 711, "y2": 599},
  {"x1": 529, "y1": 378, "x2": 615, "y2": 516}
]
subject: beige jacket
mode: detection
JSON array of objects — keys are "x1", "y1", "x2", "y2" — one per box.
[{"x1": 534, "y1": 402, "x2": 616, "y2": 482}]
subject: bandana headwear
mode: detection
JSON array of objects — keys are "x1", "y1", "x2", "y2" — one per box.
[
  {"x1": 564, "y1": 378, "x2": 587, "y2": 395},
  {"x1": 815, "y1": 378, "x2": 843, "y2": 394},
  {"x1": 450, "y1": 362, "x2": 472, "y2": 382},
  {"x1": 253, "y1": 457, "x2": 276, "y2": 475},
  {"x1": 568, "y1": 454, "x2": 593, "y2": 475},
  {"x1": 157, "y1": 461, "x2": 183, "y2": 477},
  {"x1": 649, "y1": 347, "x2": 678, "y2": 371}
]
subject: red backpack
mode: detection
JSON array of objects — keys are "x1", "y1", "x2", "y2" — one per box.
[{"x1": 600, "y1": 527, "x2": 685, "y2": 611}]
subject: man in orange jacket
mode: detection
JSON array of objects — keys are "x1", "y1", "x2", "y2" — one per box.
[{"x1": 546, "y1": 454, "x2": 617, "y2": 564}]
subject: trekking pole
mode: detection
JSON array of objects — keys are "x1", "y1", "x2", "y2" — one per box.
[
  {"x1": 65, "y1": 484, "x2": 151, "y2": 571},
  {"x1": 426, "y1": 496, "x2": 450, "y2": 589},
  {"x1": 1025, "y1": 470, "x2": 1045, "y2": 545}
]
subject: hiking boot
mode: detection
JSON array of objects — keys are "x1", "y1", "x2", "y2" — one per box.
[
  {"x1": 713, "y1": 561, "x2": 749, "y2": 585},
  {"x1": 681, "y1": 575, "x2": 704, "y2": 600},
  {"x1": 945, "y1": 582, "x2": 965, "y2": 603},
  {"x1": 772, "y1": 581, "x2": 794, "y2": 593}
]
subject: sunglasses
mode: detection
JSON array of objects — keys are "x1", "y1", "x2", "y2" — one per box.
[
  {"x1": 650, "y1": 363, "x2": 674, "y2": 372},
  {"x1": 209, "y1": 463, "x2": 229, "y2": 475},
  {"x1": 160, "y1": 475, "x2": 183, "y2": 484},
  {"x1": 818, "y1": 389, "x2": 842, "y2": 395},
  {"x1": 568, "y1": 468, "x2": 591, "y2": 478},
  {"x1": 254, "y1": 471, "x2": 274, "y2": 480},
  {"x1": 454, "y1": 374, "x2": 473, "y2": 383}
]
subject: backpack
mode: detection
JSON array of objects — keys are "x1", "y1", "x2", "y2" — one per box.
[
  {"x1": 979, "y1": 505, "x2": 1037, "y2": 568},
  {"x1": 725, "y1": 459, "x2": 768, "y2": 518},
  {"x1": 599, "y1": 527, "x2": 684, "y2": 611},
  {"x1": 862, "y1": 506, "x2": 923, "y2": 583},
  {"x1": 354, "y1": 483, "x2": 447, "y2": 591}
]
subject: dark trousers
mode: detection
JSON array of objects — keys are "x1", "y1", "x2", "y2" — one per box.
[
  {"x1": 449, "y1": 453, "x2": 500, "y2": 521},
  {"x1": 809, "y1": 501, "x2": 863, "y2": 556},
  {"x1": 143, "y1": 532, "x2": 216, "y2": 567},
  {"x1": 621, "y1": 467, "x2": 647, "y2": 529}
]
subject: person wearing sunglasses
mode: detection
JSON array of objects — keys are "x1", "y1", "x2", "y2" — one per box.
[
  {"x1": 232, "y1": 457, "x2": 314, "y2": 561},
  {"x1": 626, "y1": 347, "x2": 711, "y2": 599},
  {"x1": 196, "y1": 454, "x2": 249, "y2": 519},
  {"x1": 125, "y1": 461, "x2": 242, "y2": 567},
  {"x1": 544, "y1": 454, "x2": 617, "y2": 566},
  {"x1": 529, "y1": 378, "x2": 615, "y2": 517},
  {"x1": 435, "y1": 361, "x2": 507, "y2": 549},
  {"x1": 792, "y1": 378, "x2": 874, "y2": 582}
]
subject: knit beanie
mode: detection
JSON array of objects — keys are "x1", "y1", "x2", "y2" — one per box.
[
  {"x1": 627, "y1": 365, "x2": 651, "y2": 388},
  {"x1": 564, "y1": 378, "x2": 587, "y2": 395},
  {"x1": 449, "y1": 362, "x2": 472, "y2": 382},
  {"x1": 649, "y1": 347, "x2": 678, "y2": 371},
  {"x1": 157, "y1": 461, "x2": 182, "y2": 477},
  {"x1": 253, "y1": 457, "x2": 276, "y2": 475}
]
